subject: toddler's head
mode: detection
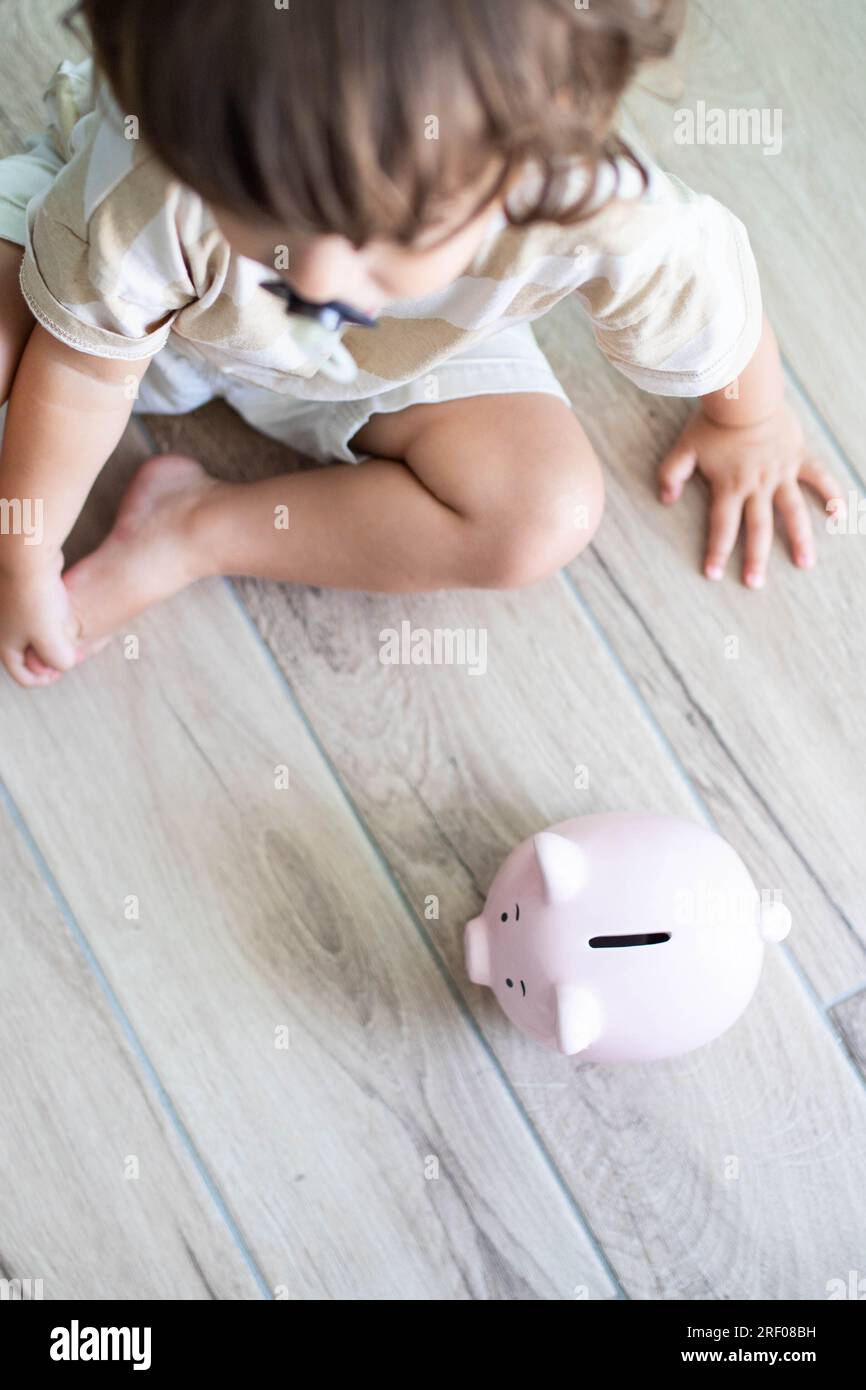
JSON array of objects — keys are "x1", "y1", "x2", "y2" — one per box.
[{"x1": 68, "y1": 0, "x2": 681, "y2": 316}]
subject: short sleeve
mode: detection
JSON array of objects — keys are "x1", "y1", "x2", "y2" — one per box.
[
  {"x1": 18, "y1": 66, "x2": 200, "y2": 361},
  {"x1": 572, "y1": 157, "x2": 763, "y2": 397}
]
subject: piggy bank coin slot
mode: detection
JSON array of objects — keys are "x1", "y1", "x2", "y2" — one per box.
[{"x1": 588, "y1": 932, "x2": 671, "y2": 949}]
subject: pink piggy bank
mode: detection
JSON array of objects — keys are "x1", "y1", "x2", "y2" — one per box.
[{"x1": 465, "y1": 813, "x2": 791, "y2": 1064}]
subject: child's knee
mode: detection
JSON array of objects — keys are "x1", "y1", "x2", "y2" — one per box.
[{"x1": 472, "y1": 441, "x2": 605, "y2": 590}]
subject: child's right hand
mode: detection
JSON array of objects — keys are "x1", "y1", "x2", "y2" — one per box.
[{"x1": 0, "y1": 555, "x2": 81, "y2": 687}]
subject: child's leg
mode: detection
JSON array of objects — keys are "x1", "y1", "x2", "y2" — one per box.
[
  {"x1": 64, "y1": 392, "x2": 604, "y2": 645},
  {"x1": 0, "y1": 238, "x2": 35, "y2": 406}
]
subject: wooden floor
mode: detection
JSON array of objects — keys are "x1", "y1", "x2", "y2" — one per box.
[{"x1": 1, "y1": 2, "x2": 864, "y2": 1299}]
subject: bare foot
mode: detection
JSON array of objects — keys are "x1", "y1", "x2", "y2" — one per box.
[{"x1": 61, "y1": 453, "x2": 218, "y2": 656}]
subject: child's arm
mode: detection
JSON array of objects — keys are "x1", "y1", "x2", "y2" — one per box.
[
  {"x1": 561, "y1": 153, "x2": 844, "y2": 586},
  {"x1": 0, "y1": 323, "x2": 150, "y2": 685},
  {"x1": 658, "y1": 315, "x2": 844, "y2": 588}
]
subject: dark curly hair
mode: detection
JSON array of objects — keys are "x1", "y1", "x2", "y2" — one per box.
[{"x1": 64, "y1": 0, "x2": 684, "y2": 247}]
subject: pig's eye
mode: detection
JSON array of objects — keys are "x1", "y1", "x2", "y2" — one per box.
[
  {"x1": 500, "y1": 903, "x2": 520, "y2": 923},
  {"x1": 505, "y1": 979, "x2": 527, "y2": 995},
  {"x1": 506, "y1": 977, "x2": 514, "y2": 988},
  {"x1": 589, "y1": 932, "x2": 671, "y2": 949}
]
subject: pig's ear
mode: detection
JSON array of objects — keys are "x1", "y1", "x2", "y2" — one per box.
[
  {"x1": 533, "y1": 832, "x2": 587, "y2": 904},
  {"x1": 555, "y1": 985, "x2": 603, "y2": 1056},
  {"x1": 465, "y1": 916, "x2": 492, "y2": 985}
]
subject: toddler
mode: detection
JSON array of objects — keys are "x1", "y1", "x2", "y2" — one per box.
[{"x1": 0, "y1": 0, "x2": 841, "y2": 687}]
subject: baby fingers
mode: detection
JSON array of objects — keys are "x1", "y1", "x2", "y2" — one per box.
[
  {"x1": 704, "y1": 490, "x2": 744, "y2": 581},
  {"x1": 742, "y1": 492, "x2": 775, "y2": 588},
  {"x1": 659, "y1": 442, "x2": 698, "y2": 503},
  {"x1": 774, "y1": 482, "x2": 816, "y2": 569},
  {"x1": 799, "y1": 457, "x2": 846, "y2": 517}
]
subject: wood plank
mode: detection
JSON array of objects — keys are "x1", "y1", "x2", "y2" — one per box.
[
  {"x1": 0, "y1": 791, "x2": 263, "y2": 1299},
  {"x1": 623, "y1": 0, "x2": 866, "y2": 472},
  {"x1": 0, "y1": 576, "x2": 617, "y2": 1300}
]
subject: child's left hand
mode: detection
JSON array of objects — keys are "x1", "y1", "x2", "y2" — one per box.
[{"x1": 657, "y1": 399, "x2": 844, "y2": 588}]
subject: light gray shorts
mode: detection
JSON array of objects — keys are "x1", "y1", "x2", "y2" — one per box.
[{"x1": 133, "y1": 327, "x2": 571, "y2": 465}]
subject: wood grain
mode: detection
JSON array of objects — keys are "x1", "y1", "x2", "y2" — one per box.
[{"x1": 0, "y1": 790, "x2": 263, "y2": 1299}]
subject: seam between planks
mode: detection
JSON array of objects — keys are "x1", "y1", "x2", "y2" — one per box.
[
  {"x1": 0, "y1": 771, "x2": 274, "y2": 1299},
  {"x1": 779, "y1": 351, "x2": 865, "y2": 493},
  {"x1": 827, "y1": 980, "x2": 866, "y2": 1011}
]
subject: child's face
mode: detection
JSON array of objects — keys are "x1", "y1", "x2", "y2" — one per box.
[{"x1": 212, "y1": 177, "x2": 507, "y2": 318}]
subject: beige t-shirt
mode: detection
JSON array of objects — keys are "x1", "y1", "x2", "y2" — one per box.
[{"x1": 19, "y1": 57, "x2": 763, "y2": 402}]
